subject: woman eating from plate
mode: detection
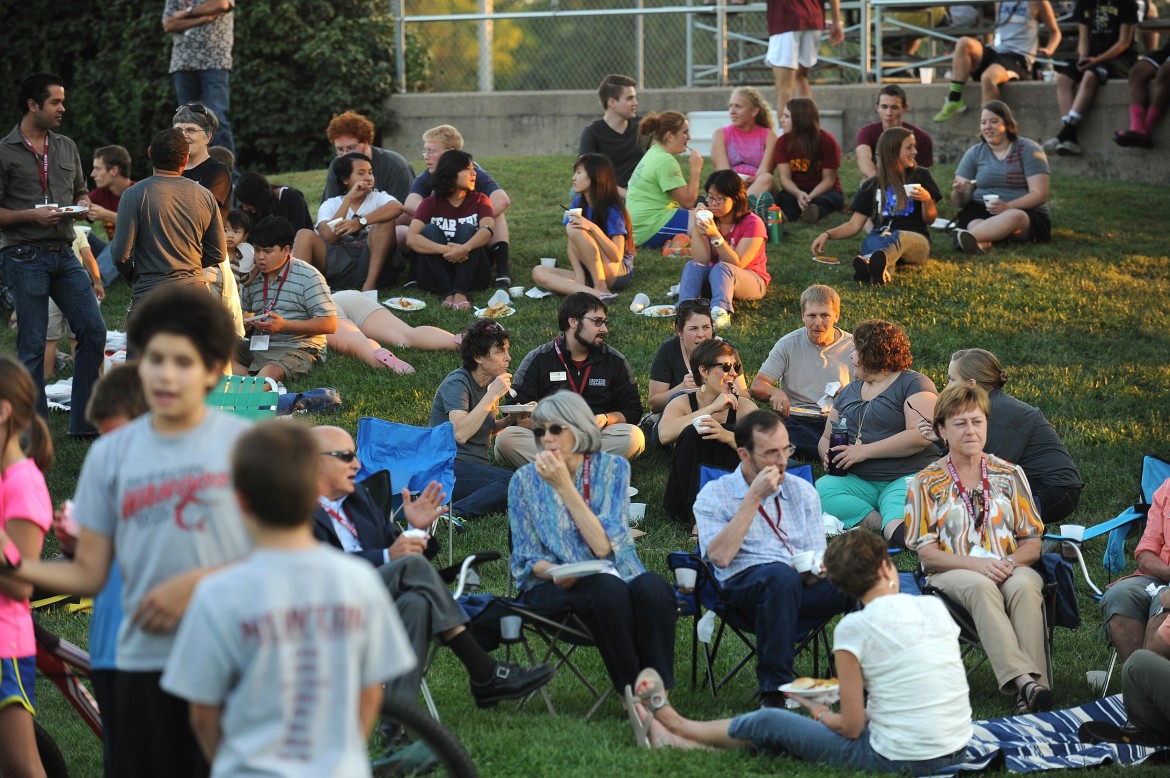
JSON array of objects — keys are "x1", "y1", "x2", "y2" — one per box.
[
  {"x1": 905, "y1": 381, "x2": 1052, "y2": 715},
  {"x1": 623, "y1": 529, "x2": 972, "y2": 776},
  {"x1": 509, "y1": 391, "x2": 677, "y2": 693},
  {"x1": 647, "y1": 300, "x2": 747, "y2": 416},
  {"x1": 949, "y1": 100, "x2": 1051, "y2": 254},
  {"x1": 658, "y1": 340, "x2": 756, "y2": 526},
  {"x1": 679, "y1": 171, "x2": 769, "y2": 330},
  {"x1": 810, "y1": 127, "x2": 941, "y2": 286}
]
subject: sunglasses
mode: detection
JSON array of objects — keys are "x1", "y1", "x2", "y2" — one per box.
[
  {"x1": 177, "y1": 101, "x2": 209, "y2": 115},
  {"x1": 709, "y1": 362, "x2": 743, "y2": 375},
  {"x1": 532, "y1": 424, "x2": 566, "y2": 438},
  {"x1": 678, "y1": 297, "x2": 711, "y2": 311},
  {"x1": 321, "y1": 450, "x2": 357, "y2": 463}
]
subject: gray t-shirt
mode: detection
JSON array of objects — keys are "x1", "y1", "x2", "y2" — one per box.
[
  {"x1": 109, "y1": 175, "x2": 225, "y2": 302},
  {"x1": 430, "y1": 367, "x2": 492, "y2": 465},
  {"x1": 162, "y1": 546, "x2": 412, "y2": 778},
  {"x1": 239, "y1": 258, "x2": 336, "y2": 351},
  {"x1": 758, "y1": 327, "x2": 855, "y2": 410},
  {"x1": 165, "y1": 0, "x2": 234, "y2": 73},
  {"x1": 955, "y1": 137, "x2": 1051, "y2": 217},
  {"x1": 74, "y1": 410, "x2": 252, "y2": 671},
  {"x1": 834, "y1": 370, "x2": 939, "y2": 482}
]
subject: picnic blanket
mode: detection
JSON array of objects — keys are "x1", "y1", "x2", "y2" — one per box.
[{"x1": 944, "y1": 694, "x2": 1169, "y2": 774}]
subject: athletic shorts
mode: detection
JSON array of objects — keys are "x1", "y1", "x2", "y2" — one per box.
[
  {"x1": 955, "y1": 200, "x2": 1052, "y2": 243},
  {"x1": 234, "y1": 339, "x2": 322, "y2": 381},
  {"x1": 974, "y1": 47, "x2": 1031, "y2": 81},
  {"x1": 582, "y1": 258, "x2": 634, "y2": 291},
  {"x1": 1139, "y1": 41, "x2": 1170, "y2": 69},
  {"x1": 332, "y1": 289, "x2": 382, "y2": 325},
  {"x1": 766, "y1": 30, "x2": 822, "y2": 71},
  {"x1": 639, "y1": 209, "x2": 691, "y2": 249},
  {"x1": 1058, "y1": 51, "x2": 1137, "y2": 84},
  {"x1": 0, "y1": 656, "x2": 36, "y2": 714}
]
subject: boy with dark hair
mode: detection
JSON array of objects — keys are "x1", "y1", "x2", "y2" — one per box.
[
  {"x1": 87, "y1": 144, "x2": 136, "y2": 285},
  {"x1": 163, "y1": 421, "x2": 413, "y2": 775},
  {"x1": 234, "y1": 216, "x2": 337, "y2": 383},
  {"x1": 579, "y1": 73, "x2": 643, "y2": 193},
  {"x1": 2, "y1": 284, "x2": 251, "y2": 777}
]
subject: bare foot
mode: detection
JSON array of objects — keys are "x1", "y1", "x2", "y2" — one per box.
[{"x1": 639, "y1": 703, "x2": 707, "y2": 750}]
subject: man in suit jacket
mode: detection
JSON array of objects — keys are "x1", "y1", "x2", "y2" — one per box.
[{"x1": 311, "y1": 425, "x2": 552, "y2": 706}]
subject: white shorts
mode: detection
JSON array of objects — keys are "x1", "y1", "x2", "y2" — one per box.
[{"x1": 766, "y1": 30, "x2": 822, "y2": 71}]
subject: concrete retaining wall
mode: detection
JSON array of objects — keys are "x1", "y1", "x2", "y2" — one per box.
[{"x1": 384, "y1": 82, "x2": 1169, "y2": 185}]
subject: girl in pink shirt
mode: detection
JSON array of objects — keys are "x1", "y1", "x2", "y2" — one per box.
[
  {"x1": 712, "y1": 87, "x2": 778, "y2": 200},
  {"x1": 0, "y1": 356, "x2": 54, "y2": 777}
]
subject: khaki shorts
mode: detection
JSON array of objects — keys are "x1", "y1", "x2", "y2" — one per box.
[
  {"x1": 332, "y1": 289, "x2": 382, "y2": 325},
  {"x1": 234, "y1": 339, "x2": 321, "y2": 381}
]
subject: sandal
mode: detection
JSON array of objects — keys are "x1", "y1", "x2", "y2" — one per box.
[
  {"x1": 622, "y1": 668, "x2": 669, "y2": 748},
  {"x1": 372, "y1": 348, "x2": 415, "y2": 375},
  {"x1": 1016, "y1": 680, "x2": 1054, "y2": 715}
]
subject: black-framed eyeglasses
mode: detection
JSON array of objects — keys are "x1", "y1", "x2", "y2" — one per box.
[
  {"x1": 176, "y1": 101, "x2": 208, "y2": 115},
  {"x1": 709, "y1": 361, "x2": 743, "y2": 375},
  {"x1": 532, "y1": 424, "x2": 566, "y2": 438},
  {"x1": 321, "y1": 450, "x2": 357, "y2": 463},
  {"x1": 581, "y1": 315, "x2": 608, "y2": 327}
]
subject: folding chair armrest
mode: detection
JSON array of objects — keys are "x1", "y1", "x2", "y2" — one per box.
[{"x1": 441, "y1": 549, "x2": 502, "y2": 599}]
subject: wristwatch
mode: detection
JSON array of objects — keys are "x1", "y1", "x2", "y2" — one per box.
[
  {"x1": 357, "y1": 215, "x2": 368, "y2": 227},
  {"x1": 711, "y1": 237, "x2": 725, "y2": 248}
]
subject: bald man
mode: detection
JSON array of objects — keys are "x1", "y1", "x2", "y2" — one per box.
[{"x1": 310, "y1": 426, "x2": 552, "y2": 707}]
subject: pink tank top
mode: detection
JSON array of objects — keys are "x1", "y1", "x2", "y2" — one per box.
[{"x1": 723, "y1": 124, "x2": 770, "y2": 176}]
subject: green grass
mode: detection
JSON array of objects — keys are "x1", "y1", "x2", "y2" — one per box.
[{"x1": 8, "y1": 153, "x2": 1170, "y2": 777}]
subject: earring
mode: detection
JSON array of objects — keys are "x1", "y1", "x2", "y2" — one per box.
[{"x1": 888, "y1": 578, "x2": 896, "y2": 590}]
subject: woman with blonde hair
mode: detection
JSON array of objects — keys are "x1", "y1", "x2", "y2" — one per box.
[
  {"x1": 712, "y1": 87, "x2": 778, "y2": 200},
  {"x1": 626, "y1": 111, "x2": 704, "y2": 247}
]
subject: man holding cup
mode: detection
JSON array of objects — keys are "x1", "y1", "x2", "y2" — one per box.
[
  {"x1": 309, "y1": 425, "x2": 554, "y2": 707},
  {"x1": 694, "y1": 410, "x2": 852, "y2": 708}
]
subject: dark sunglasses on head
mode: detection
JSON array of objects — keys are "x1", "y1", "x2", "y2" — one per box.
[
  {"x1": 532, "y1": 424, "x2": 566, "y2": 438},
  {"x1": 709, "y1": 361, "x2": 743, "y2": 375},
  {"x1": 177, "y1": 101, "x2": 209, "y2": 114},
  {"x1": 321, "y1": 450, "x2": 357, "y2": 463},
  {"x1": 678, "y1": 297, "x2": 711, "y2": 312}
]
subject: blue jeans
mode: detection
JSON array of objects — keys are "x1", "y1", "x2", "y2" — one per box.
[
  {"x1": 1, "y1": 245, "x2": 105, "y2": 435},
  {"x1": 451, "y1": 459, "x2": 510, "y2": 519},
  {"x1": 783, "y1": 416, "x2": 825, "y2": 461},
  {"x1": 728, "y1": 712, "x2": 967, "y2": 776},
  {"x1": 173, "y1": 69, "x2": 235, "y2": 153},
  {"x1": 678, "y1": 260, "x2": 767, "y2": 312},
  {"x1": 724, "y1": 563, "x2": 853, "y2": 692},
  {"x1": 860, "y1": 229, "x2": 931, "y2": 270}
]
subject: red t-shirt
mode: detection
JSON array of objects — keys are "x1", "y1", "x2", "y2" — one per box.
[
  {"x1": 413, "y1": 191, "x2": 494, "y2": 240},
  {"x1": 88, "y1": 184, "x2": 134, "y2": 241},
  {"x1": 766, "y1": 0, "x2": 826, "y2": 35},
  {"x1": 774, "y1": 130, "x2": 843, "y2": 194}
]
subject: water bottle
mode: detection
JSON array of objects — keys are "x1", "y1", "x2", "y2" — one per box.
[
  {"x1": 827, "y1": 419, "x2": 850, "y2": 477},
  {"x1": 766, "y1": 205, "x2": 783, "y2": 245}
]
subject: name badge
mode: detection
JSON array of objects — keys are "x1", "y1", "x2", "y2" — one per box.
[
  {"x1": 549, "y1": 371, "x2": 567, "y2": 381},
  {"x1": 250, "y1": 334, "x2": 271, "y2": 351}
]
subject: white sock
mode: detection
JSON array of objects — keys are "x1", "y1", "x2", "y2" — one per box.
[{"x1": 1066, "y1": 111, "x2": 1083, "y2": 126}]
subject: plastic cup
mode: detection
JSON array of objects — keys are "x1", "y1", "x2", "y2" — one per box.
[
  {"x1": 792, "y1": 550, "x2": 815, "y2": 573},
  {"x1": 675, "y1": 567, "x2": 698, "y2": 591},
  {"x1": 630, "y1": 292, "x2": 651, "y2": 313},
  {"x1": 903, "y1": 184, "x2": 922, "y2": 197},
  {"x1": 627, "y1": 502, "x2": 647, "y2": 526},
  {"x1": 1061, "y1": 524, "x2": 1085, "y2": 542},
  {"x1": 1086, "y1": 670, "x2": 1107, "y2": 692},
  {"x1": 1042, "y1": 69, "x2": 1056, "y2": 83},
  {"x1": 509, "y1": 286, "x2": 525, "y2": 298},
  {"x1": 695, "y1": 209, "x2": 713, "y2": 227},
  {"x1": 919, "y1": 67, "x2": 935, "y2": 85},
  {"x1": 539, "y1": 257, "x2": 556, "y2": 267},
  {"x1": 401, "y1": 528, "x2": 428, "y2": 540},
  {"x1": 693, "y1": 414, "x2": 714, "y2": 432},
  {"x1": 983, "y1": 194, "x2": 1001, "y2": 207},
  {"x1": 567, "y1": 208, "x2": 583, "y2": 220},
  {"x1": 500, "y1": 615, "x2": 523, "y2": 641}
]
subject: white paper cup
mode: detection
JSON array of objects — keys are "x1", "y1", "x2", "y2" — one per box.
[
  {"x1": 500, "y1": 615, "x2": 523, "y2": 641},
  {"x1": 630, "y1": 292, "x2": 651, "y2": 313},
  {"x1": 903, "y1": 184, "x2": 922, "y2": 197},
  {"x1": 1061, "y1": 524, "x2": 1085, "y2": 542},
  {"x1": 567, "y1": 208, "x2": 583, "y2": 220},
  {"x1": 508, "y1": 286, "x2": 525, "y2": 298},
  {"x1": 675, "y1": 567, "x2": 698, "y2": 591},
  {"x1": 792, "y1": 550, "x2": 815, "y2": 573},
  {"x1": 692, "y1": 414, "x2": 714, "y2": 432},
  {"x1": 982, "y1": 194, "x2": 1001, "y2": 207},
  {"x1": 695, "y1": 209, "x2": 713, "y2": 227},
  {"x1": 1042, "y1": 69, "x2": 1056, "y2": 83},
  {"x1": 919, "y1": 67, "x2": 935, "y2": 85},
  {"x1": 539, "y1": 257, "x2": 556, "y2": 267},
  {"x1": 401, "y1": 528, "x2": 428, "y2": 540},
  {"x1": 627, "y1": 502, "x2": 647, "y2": 526}
]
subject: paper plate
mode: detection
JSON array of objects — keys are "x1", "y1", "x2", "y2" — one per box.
[
  {"x1": 931, "y1": 217, "x2": 953, "y2": 230},
  {"x1": 788, "y1": 407, "x2": 827, "y2": 419},
  {"x1": 549, "y1": 560, "x2": 613, "y2": 580},
  {"x1": 475, "y1": 306, "x2": 516, "y2": 319},
  {"x1": 641, "y1": 305, "x2": 677, "y2": 318},
  {"x1": 778, "y1": 680, "x2": 840, "y2": 705},
  {"x1": 627, "y1": 486, "x2": 639, "y2": 498},
  {"x1": 59, "y1": 205, "x2": 89, "y2": 214},
  {"x1": 384, "y1": 297, "x2": 426, "y2": 311},
  {"x1": 812, "y1": 255, "x2": 840, "y2": 265},
  {"x1": 499, "y1": 404, "x2": 536, "y2": 414}
]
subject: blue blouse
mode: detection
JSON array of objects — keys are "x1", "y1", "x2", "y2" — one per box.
[{"x1": 508, "y1": 451, "x2": 645, "y2": 592}]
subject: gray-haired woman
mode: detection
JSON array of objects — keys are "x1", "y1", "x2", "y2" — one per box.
[{"x1": 508, "y1": 391, "x2": 677, "y2": 693}]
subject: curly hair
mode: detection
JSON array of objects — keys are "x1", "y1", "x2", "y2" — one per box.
[
  {"x1": 460, "y1": 319, "x2": 510, "y2": 372},
  {"x1": 852, "y1": 319, "x2": 913, "y2": 374},
  {"x1": 326, "y1": 111, "x2": 375, "y2": 144}
]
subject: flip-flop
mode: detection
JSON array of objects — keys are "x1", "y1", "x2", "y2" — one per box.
[
  {"x1": 622, "y1": 668, "x2": 671, "y2": 748},
  {"x1": 373, "y1": 348, "x2": 415, "y2": 375}
]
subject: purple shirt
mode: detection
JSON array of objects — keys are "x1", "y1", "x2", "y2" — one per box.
[{"x1": 855, "y1": 121, "x2": 934, "y2": 168}]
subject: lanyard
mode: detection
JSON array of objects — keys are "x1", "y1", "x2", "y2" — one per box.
[
  {"x1": 552, "y1": 337, "x2": 593, "y2": 396},
  {"x1": 945, "y1": 454, "x2": 991, "y2": 531},
  {"x1": 757, "y1": 495, "x2": 792, "y2": 554},
  {"x1": 19, "y1": 131, "x2": 49, "y2": 204},
  {"x1": 261, "y1": 259, "x2": 292, "y2": 315},
  {"x1": 320, "y1": 502, "x2": 359, "y2": 539},
  {"x1": 581, "y1": 456, "x2": 591, "y2": 504}
]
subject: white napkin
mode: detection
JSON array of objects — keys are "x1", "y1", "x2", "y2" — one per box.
[
  {"x1": 525, "y1": 287, "x2": 553, "y2": 299},
  {"x1": 818, "y1": 381, "x2": 842, "y2": 413}
]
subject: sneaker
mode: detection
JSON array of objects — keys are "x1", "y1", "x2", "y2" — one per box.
[
  {"x1": 495, "y1": 275, "x2": 512, "y2": 288},
  {"x1": 710, "y1": 306, "x2": 731, "y2": 329},
  {"x1": 1056, "y1": 139, "x2": 1082, "y2": 156},
  {"x1": 800, "y1": 203, "x2": 820, "y2": 224},
  {"x1": 952, "y1": 228, "x2": 986, "y2": 255},
  {"x1": 1114, "y1": 130, "x2": 1153, "y2": 149},
  {"x1": 851, "y1": 255, "x2": 870, "y2": 284},
  {"x1": 1041, "y1": 136, "x2": 1061, "y2": 155},
  {"x1": 402, "y1": 279, "x2": 419, "y2": 290},
  {"x1": 869, "y1": 250, "x2": 889, "y2": 286},
  {"x1": 933, "y1": 100, "x2": 968, "y2": 123},
  {"x1": 754, "y1": 191, "x2": 774, "y2": 223},
  {"x1": 747, "y1": 193, "x2": 758, "y2": 212},
  {"x1": 1078, "y1": 721, "x2": 1170, "y2": 747},
  {"x1": 470, "y1": 661, "x2": 555, "y2": 708}
]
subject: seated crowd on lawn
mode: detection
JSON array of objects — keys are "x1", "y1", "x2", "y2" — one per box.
[{"x1": 2, "y1": 27, "x2": 1169, "y2": 773}]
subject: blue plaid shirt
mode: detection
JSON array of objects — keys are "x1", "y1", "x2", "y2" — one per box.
[{"x1": 694, "y1": 464, "x2": 826, "y2": 583}]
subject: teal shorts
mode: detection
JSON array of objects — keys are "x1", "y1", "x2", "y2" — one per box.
[
  {"x1": 0, "y1": 655, "x2": 36, "y2": 714},
  {"x1": 815, "y1": 473, "x2": 914, "y2": 530}
]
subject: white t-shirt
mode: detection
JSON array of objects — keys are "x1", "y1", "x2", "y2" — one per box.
[
  {"x1": 832, "y1": 594, "x2": 972, "y2": 761},
  {"x1": 757, "y1": 327, "x2": 854, "y2": 410},
  {"x1": 75, "y1": 411, "x2": 252, "y2": 671},
  {"x1": 316, "y1": 190, "x2": 397, "y2": 226},
  {"x1": 162, "y1": 545, "x2": 414, "y2": 778}
]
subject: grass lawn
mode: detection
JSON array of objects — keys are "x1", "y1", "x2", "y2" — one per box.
[{"x1": 7, "y1": 152, "x2": 1170, "y2": 777}]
